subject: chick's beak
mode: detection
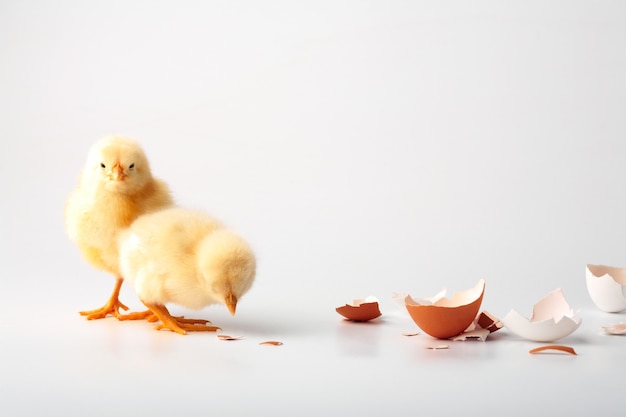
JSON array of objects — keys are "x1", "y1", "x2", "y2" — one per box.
[
  {"x1": 225, "y1": 292, "x2": 238, "y2": 316},
  {"x1": 110, "y1": 163, "x2": 126, "y2": 181}
]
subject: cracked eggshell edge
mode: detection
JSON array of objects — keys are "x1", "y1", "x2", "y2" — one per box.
[{"x1": 502, "y1": 309, "x2": 582, "y2": 342}]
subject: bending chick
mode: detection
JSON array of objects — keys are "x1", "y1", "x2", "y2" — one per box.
[
  {"x1": 119, "y1": 207, "x2": 256, "y2": 334},
  {"x1": 65, "y1": 136, "x2": 174, "y2": 319}
]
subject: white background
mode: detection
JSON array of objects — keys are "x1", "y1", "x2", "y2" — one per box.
[{"x1": 1, "y1": 1, "x2": 625, "y2": 416}]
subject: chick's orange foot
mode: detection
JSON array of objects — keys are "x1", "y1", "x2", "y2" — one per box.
[
  {"x1": 174, "y1": 317, "x2": 212, "y2": 325},
  {"x1": 154, "y1": 320, "x2": 221, "y2": 335},
  {"x1": 79, "y1": 277, "x2": 129, "y2": 320},
  {"x1": 144, "y1": 302, "x2": 219, "y2": 335},
  {"x1": 79, "y1": 298, "x2": 129, "y2": 320},
  {"x1": 118, "y1": 310, "x2": 211, "y2": 325},
  {"x1": 118, "y1": 310, "x2": 158, "y2": 322}
]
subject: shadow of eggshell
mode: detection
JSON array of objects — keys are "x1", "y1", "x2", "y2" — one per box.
[
  {"x1": 586, "y1": 264, "x2": 626, "y2": 313},
  {"x1": 404, "y1": 279, "x2": 485, "y2": 339},
  {"x1": 336, "y1": 299, "x2": 382, "y2": 322}
]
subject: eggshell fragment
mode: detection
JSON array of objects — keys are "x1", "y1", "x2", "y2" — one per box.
[
  {"x1": 425, "y1": 345, "x2": 449, "y2": 350},
  {"x1": 529, "y1": 345, "x2": 577, "y2": 355},
  {"x1": 602, "y1": 323, "x2": 626, "y2": 335},
  {"x1": 502, "y1": 288, "x2": 581, "y2": 342},
  {"x1": 477, "y1": 311, "x2": 503, "y2": 333},
  {"x1": 586, "y1": 264, "x2": 626, "y2": 313},
  {"x1": 336, "y1": 296, "x2": 382, "y2": 321},
  {"x1": 217, "y1": 334, "x2": 243, "y2": 341},
  {"x1": 404, "y1": 279, "x2": 485, "y2": 339},
  {"x1": 260, "y1": 341, "x2": 283, "y2": 346},
  {"x1": 454, "y1": 310, "x2": 502, "y2": 341},
  {"x1": 451, "y1": 329, "x2": 490, "y2": 342}
]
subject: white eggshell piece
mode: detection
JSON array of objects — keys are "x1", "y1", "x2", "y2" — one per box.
[
  {"x1": 530, "y1": 288, "x2": 575, "y2": 322},
  {"x1": 502, "y1": 310, "x2": 581, "y2": 342},
  {"x1": 586, "y1": 265, "x2": 626, "y2": 313},
  {"x1": 502, "y1": 288, "x2": 581, "y2": 342}
]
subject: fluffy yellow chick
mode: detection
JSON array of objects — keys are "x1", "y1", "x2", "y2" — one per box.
[
  {"x1": 118, "y1": 207, "x2": 256, "y2": 334},
  {"x1": 65, "y1": 136, "x2": 174, "y2": 319}
]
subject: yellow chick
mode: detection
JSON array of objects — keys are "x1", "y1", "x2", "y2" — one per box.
[
  {"x1": 118, "y1": 207, "x2": 256, "y2": 334},
  {"x1": 65, "y1": 136, "x2": 174, "y2": 320}
]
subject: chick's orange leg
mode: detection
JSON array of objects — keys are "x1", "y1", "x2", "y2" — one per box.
[
  {"x1": 118, "y1": 310, "x2": 157, "y2": 321},
  {"x1": 143, "y1": 302, "x2": 220, "y2": 335},
  {"x1": 119, "y1": 311, "x2": 210, "y2": 325},
  {"x1": 118, "y1": 310, "x2": 211, "y2": 324},
  {"x1": 166, "y1": 321, "x2": 220, "y2": 333},
  {"x1": 80, "y1": 277, "x2": 129, "y2": 320},
  {"x1": 174, "y1": 317, "x2": 212, "y2": 325}
]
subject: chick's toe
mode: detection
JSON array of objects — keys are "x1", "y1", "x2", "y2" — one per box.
[
  {"x1": 145, "y1": 303, "x2": 219, "y2": 335},
  {"x1": 79, "y1": 278, "x2": 129, "y2": 319},
  {"x1": 79, "y1": 301, "x2": 128, "y2": 320},
  {"x1": 117, "y1": 310, "x2": 155, "y2": 321},
  {"x1": 118, "y1": 311, "x2": 210, "y2": 325}
]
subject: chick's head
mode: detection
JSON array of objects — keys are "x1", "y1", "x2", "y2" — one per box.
[
  {"x1": 83, "y1": 136, "x2": 153, "y2": 195},
  {"x1": 197, "y1": 229, "x2": 256, "y2": 316}
]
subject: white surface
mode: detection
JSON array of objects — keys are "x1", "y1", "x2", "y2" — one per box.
[{"x1": 1, "y1": 1, "x2": 625, "y2": 415}]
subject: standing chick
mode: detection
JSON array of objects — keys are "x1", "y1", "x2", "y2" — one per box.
[
  {"x1": 65, "y1": 136, "x2": 174, "y2": 319},
  {"x1": 119, "y1": 207, "x2": 256, "y2": 334}
]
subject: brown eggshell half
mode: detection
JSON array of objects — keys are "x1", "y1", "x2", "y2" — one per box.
[
  {"x1": 405, "y1": 279, "x2": 485, "y2": 339},
  {"x1": 336, "y1": 301, "x2": 382, "y2": 322}
]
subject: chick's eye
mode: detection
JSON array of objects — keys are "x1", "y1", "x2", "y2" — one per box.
[
  {"x1": 129, "y1": 163, "x2": 135, "y2": 169},
  {"x1": 100, "y1": 163, "x2": 106, "y2": 169}
]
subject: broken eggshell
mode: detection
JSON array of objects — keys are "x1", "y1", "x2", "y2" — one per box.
[
  {"x1": 476, "y1": 311, "x2": 503, "y2": 333},
  {"x1": 404, "y1": 279, "x2": 485, "y2": 339},
  {"x1": 501, "y1": 288, "x2": 581, "y2": 342},
  {"x1": 336, "y1": 296, "x2": 382, "y2": 321},
  {"x1": 451, "y1": 329, "x2": 490, "y2": 342},
  {"x1": 603, "y1": 323, "x2": 626, "y2": 335},
  {"x1": 450, "y1": 310, "x2": 502, "y2": 341},
  {"x1": 586, "y1": 264, "x2": 626, "y2": 313}
]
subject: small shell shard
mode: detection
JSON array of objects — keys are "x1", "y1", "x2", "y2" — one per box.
[
  {"x1": 477, "y1": 311, "x2": 503, "y2": 333},
  {"x1": 602, "y1": 323, "x2": 626, "y2": 335},
  {"x1": 217, "y1": 334, "x2": 243, "y2": 341},
  {"x1": 528, "y1": 345, "x2": 577, "y2": 355},
  {"x1": 451, "y1": 329, "x2": 490, "y2": 342},
  {"x1": 260, "y1": 341, "x2": 283, "y2": 346}
]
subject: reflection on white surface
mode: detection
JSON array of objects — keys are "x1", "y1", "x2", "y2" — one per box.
[{"x1": 1, "y1": 290, "x2": 625, "y2": 415}]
